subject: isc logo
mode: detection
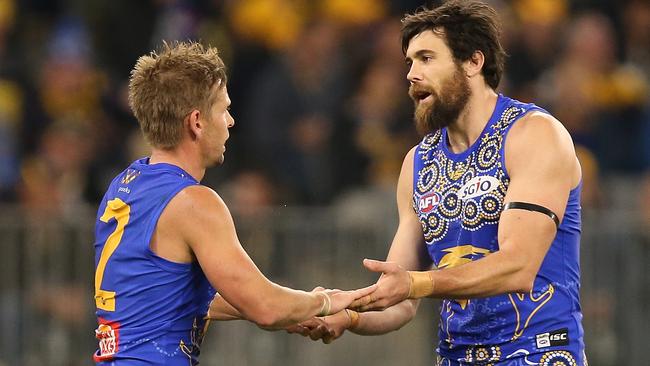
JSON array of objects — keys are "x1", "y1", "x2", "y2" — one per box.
[
  {"x1": 418, "y1": 193, "x2": 441, "y2": 213},
  {"x1": 536, "y1": 328, "x2": 569, "y2": 348},
  {"x1": 550, "y1": 333, "x2": 568, "y2": 341},
  {"x1": 457, "y1": 176, "x2": 500, "y2": 200}
]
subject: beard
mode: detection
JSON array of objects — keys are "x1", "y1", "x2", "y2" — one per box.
[{"x1": 410, "y1": 64, "x2": 471, "y2": 136}]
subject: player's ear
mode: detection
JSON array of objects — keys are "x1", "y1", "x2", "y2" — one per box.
[
  {"x1": 186, "y1": 109, "x2": 203, "y2": 140},
  {"x1": 464, "y1": 50, "x2": 484, "y2": 78}
]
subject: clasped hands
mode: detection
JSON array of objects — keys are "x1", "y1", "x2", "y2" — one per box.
[{"x1": 288, "y1": 259, "x2": 412, "y2": 343}]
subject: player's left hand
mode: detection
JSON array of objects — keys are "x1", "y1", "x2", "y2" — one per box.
[
  {"x1": 285, "y1": 318, "x2": 326, "y2": 337},
  {"x1": 286, "y1": 311, "x2": 350, "y2": 344},
  {"x1": 311, "y1": 310, "x2": 352, "y2": 343},
  {"x1": 349, "y1": 259, "x2": 410, "y2": 311}
]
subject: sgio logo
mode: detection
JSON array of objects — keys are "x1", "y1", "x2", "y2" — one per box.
[
  {"x1": 457, "y1": 176, "x2": 500, "y2": 200},
  {"x1": 418, "y1": 193, "x2": 441, "y2": 213}
]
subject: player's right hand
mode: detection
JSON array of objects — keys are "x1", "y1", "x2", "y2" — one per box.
[
  {"x1": 348, "y1": 259, "x2": 410, "y2": 311},
  {"x1": 321, "y1": 283, "x2": 377, "y2": 316}
]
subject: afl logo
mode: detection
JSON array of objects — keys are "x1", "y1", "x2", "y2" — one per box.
[
  {"x1": 418, "y1": 193, "x2": 441, "y2": 213},
  {"x1": 457, "y1": 176, "x2": 500, "y2": 200}
]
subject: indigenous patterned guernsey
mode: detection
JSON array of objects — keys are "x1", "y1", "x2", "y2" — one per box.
[
  {"x1": 413, "y1": 94, "x2": 586, "y2": 365},
  {"x1": 93, "y1": 158, "x2": 216, "y2": 365}
]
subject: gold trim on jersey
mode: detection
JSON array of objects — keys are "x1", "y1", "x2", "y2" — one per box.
[{"x1": 508, "y1": 284, "x2": 555, "y2": 340}]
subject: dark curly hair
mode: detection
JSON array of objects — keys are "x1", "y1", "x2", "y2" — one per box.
[{"x1": 401, "y1": 0, "x2": 506, "y2": 89}]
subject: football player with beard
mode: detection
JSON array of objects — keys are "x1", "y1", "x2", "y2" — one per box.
[{"x1": 292, "y1": 1, "x2": 587, "y2": 365}]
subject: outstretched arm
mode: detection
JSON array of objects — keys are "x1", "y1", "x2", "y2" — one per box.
[
  {"x1": 348, "y1": 146, "x2": 431, "y2": 334},
  {"x1": 207, "y1": 293, "x2": 242, "y2": 321},
  {"x1": 293, "y1": 146, "x2": 432, "y2": 341},
  {"x1": 291, "y1": 300, "x2": 419, "y2": 343},
  {"x1": 163, "y1": 185, "x2": 375, "y2": 329}
]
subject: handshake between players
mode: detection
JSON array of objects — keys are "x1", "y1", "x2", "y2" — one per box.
[{"x1": 285, "y1": 258, "x2": 434, "y2": 344}]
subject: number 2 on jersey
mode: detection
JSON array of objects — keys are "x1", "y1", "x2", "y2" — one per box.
[{"x1": 95, "y1": 198, "x2": 131, "y2": 311}]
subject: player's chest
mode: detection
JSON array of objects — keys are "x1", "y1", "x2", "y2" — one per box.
[{"x1": 413, "y1": 149, "x2": 509, "y2": 244}]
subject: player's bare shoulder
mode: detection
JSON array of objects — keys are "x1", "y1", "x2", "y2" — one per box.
[
  {"x1": 160, "y1": 185, "x2": 234, "y2": 241},
  {"x1": 398, "y1": 146, "x2": 419, "y2": 193},
  {"x1": 175, "y1": 185, "x2": 225, "y2": 207},
  {"x1": 508, "y1": 111, "x2": 574, "y2": 151},
  {"x1": 505, "y1": 111, "x2": 581, "y2": 184},
  {"x1": 399, "y1": 145, "x2": 419, "y2": 180},
  {"x1": 172, "y1": 185, "x2": 231, "y2": 221}
]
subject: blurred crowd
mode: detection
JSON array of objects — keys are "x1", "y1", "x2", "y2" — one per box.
[
  {"x1": 0, "y1": 0, "x2": 648, "y2": 218},
  {"x1": 0, "y1": 1, "x2": 648, "y2": 365}
]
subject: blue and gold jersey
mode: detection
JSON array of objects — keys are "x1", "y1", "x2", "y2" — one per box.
[
  {"x1": 413, "y1": 95, "x2": 586, "y2": 365},
  {"x1": 93, "y1": 158, "x2": 216, "y2": 365}
]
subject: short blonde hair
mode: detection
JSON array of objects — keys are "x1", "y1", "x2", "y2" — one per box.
[{"x1": 128, "y1": 41, "x2": 227, "y2": 148}]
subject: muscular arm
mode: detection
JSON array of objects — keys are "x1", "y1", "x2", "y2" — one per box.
[
  {"x1": 207, "y1": 293, "x2": 242, "y2": 321},
  {"x1": 345, "y1": 147, "x2": 432, "y2": 335},
  {"x1": 353, "y1": 112, "x2": 582, "y2": 310},
  {"x1": 160, "y1": 186, "x2": 373, "y2": 328},
  {"x1": 427, "y1": 112, "x2": 581, "y2": 297},
  {"x1": 349, "y1": 301, "x2": 419, "y2": 335}
]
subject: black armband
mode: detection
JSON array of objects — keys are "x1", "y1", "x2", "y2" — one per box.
[{"x1": 503, "y1": 201, "x2": 560, "y2": 229}]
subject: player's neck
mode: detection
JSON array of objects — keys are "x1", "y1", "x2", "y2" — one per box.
[
  {"x1": 149, "y1": 147, "x2": 206, "y2": 182},
  {"x1": 446, "y1": 88, "x2": 498, "y2": 154}
]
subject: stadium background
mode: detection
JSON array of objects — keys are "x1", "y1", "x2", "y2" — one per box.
[{"x1": 0, "y1": 0, "x2": 648, "y2": 364}]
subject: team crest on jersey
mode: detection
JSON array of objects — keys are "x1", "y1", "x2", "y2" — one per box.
[
  {"x1": 93, "y1": 320, "x2": 120, "y2": 362},
  {"x1": 121, "y1": 169, "x2": 141, "y2": 184},
  {"x1": 457, "y1": 176, "x2": 500, "y2": 200}
]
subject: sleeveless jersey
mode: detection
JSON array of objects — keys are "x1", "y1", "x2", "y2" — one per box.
[
  {"x1": 93, "y1": 158, "x2": 216, "y2": 365},
  {"x1": 413, "y1": 95, "x2": 586, "y2": 365}
]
